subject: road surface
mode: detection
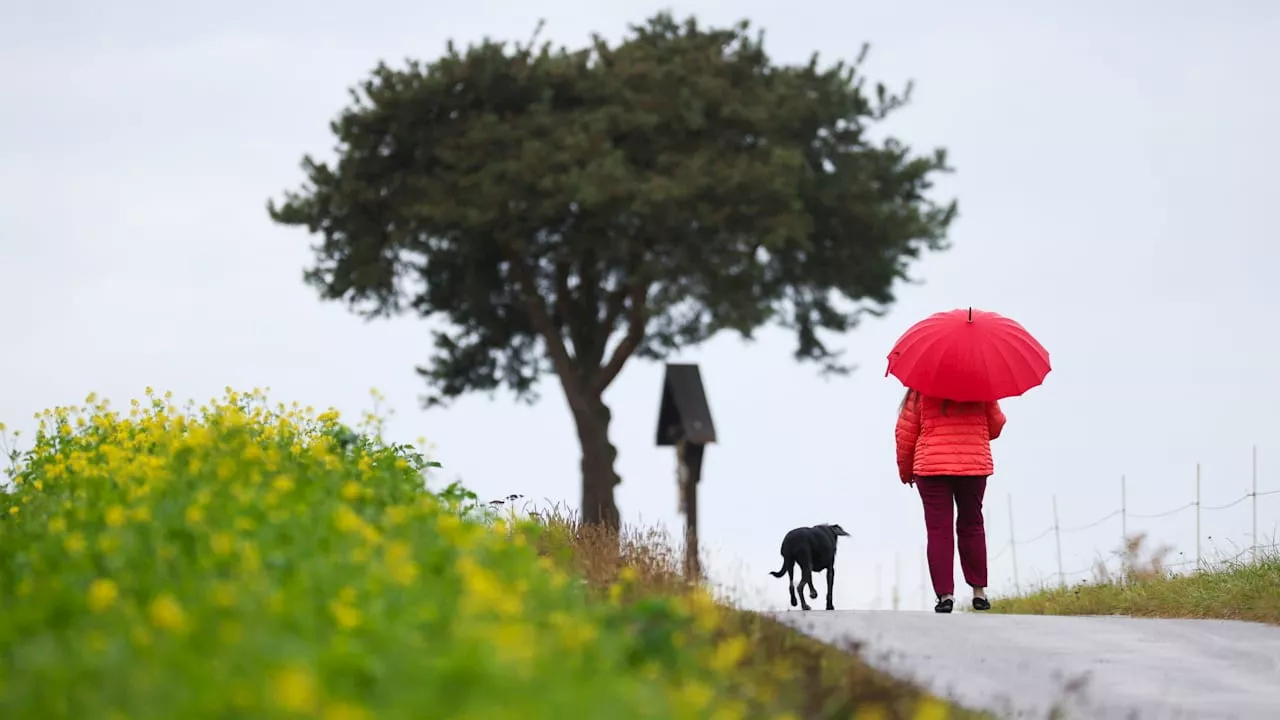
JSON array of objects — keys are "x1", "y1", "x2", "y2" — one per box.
[{"x1": 771, "y1": 610, "x2": 1280, "y2": 720}]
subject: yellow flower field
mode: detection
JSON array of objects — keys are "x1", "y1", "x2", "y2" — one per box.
[{"x1": 0, "y1": 388, "x2": 965, "y2": 720}]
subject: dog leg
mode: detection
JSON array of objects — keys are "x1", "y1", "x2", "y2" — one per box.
[
  {"x1": 786, "y1": 564, "x2": 798, "y2": 607},
  {"x1": 825, "y1": 566, "x2": 835, "y2": 611},
  {"x1": 798, "y1": 554, "x2": 815, "y2": 611}
]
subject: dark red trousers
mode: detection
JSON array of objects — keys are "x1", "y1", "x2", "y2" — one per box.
[{"x1": 917, "y1": 475, "x2": 988, "y2": 596}]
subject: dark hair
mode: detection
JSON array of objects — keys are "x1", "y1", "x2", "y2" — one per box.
[
  {"x1": 940, "y1": 399, "x2": 982, "y2": 416},
  {"x1": 901, "y1": 389, "x2": 980, "y2": 417},
  {"x1": 899, "y1": 388, "x2": 918, "y2": 413}
]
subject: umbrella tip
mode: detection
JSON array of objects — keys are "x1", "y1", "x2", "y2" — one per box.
[{"x1": 967, "y1": 306, "x2": 973, "y2": 322}]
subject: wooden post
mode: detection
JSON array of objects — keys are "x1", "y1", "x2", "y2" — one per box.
[
  {"x1": 893, "y1": 552, "x2": 901, "y2": 611},
  {"x1": 655, "y1": 364, "x2": 717, "y2": 583},
  {"x1": 1120, "y1": 474, "x2": 1128, "y2": 586},
  {"x1": 1053, "y1": 495, "x2": 1064, "y2": 588},
  {"x1": 1195, "y1": 462, "x2": 1202, "y2": 570},
  {"x1": 1252, "y1": 446, "x2": 1259, "y2": 563},
  {"x1": 676, "y1": 439, "x2": 705, "y2": 580},
  {"x1": 1007, "y1": 494, "x2": 1020, "y2": 594},
  {"x1": 1121, "y1": 475, "x2": 1128, "y2": 545}
]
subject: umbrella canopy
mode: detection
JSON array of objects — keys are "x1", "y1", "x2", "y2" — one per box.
[{"x1": 885, "y1": 307, "x2": 1051, "y2": 402}]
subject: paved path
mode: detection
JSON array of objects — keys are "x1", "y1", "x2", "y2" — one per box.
[{"x1": 771, "y1": 610, "x2": 1280, "y2": 720}]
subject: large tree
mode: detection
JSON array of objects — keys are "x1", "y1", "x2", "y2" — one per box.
[{"x1": 268, "y1": 13, "x2": 956, "y2": 527}]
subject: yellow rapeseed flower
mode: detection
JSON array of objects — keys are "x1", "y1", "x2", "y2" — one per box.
[
  {"x1": 456, "y1": 556, "x2": 522, "y2": 618},
  {"x1": 687, "y1": 588, "x2": 721, "y2": 634},
  {"x1": 910, "y1": 697, "x2": 951, "y2": 720},
  {"x1": 672, "y1": 680, "x2": 714, "y2": 715},
  {"x1": 333, "y1": 505, "x2": 365, "y2": 535},
  {"x1": 340, "y1": 480, "x2": 362, "y2": 501},
  {"x1": 86, "y1": 578, "x2": 119, "y2": 613},
  {"x1": 271, "y1": 474, "x2": 295, "y2": 494},
  {"x1": 384, "y1": 505, "x2": 410, "y2": 526},
  {"x1": 104, "y1": 504, "x2": 127, "y2": 528},
  {"x1": 210, "y1": 532, "x2": 235, "y2": 557},
  {"x1": 148, "y1": 593, "x2": 188, "y2": 634},
  {"x1": 63, "y1": 532, "x2": 86, "y2": 554},
  {"x1": 710, "y1": 635, "x2": 750, "y2": 673},
  {"x1": 356, "y1": 456, "x2": 374, "y2": 475},
  {"x1": 329, "y1": 598, "x2": 363, "y2": 630},
  {"x1": 269, "y1": 665, "x2": 319, "y2": 714},
  {"x1": 549, "y1": 611, "x2": 598, "y2": 651},
  {"x1": 489, "y1": 621, "x2": 537, "y2": 674},
  {"x1": 322, "y1": 702, "x2": 372, "y2": 720},
  {"x1": 383, "y1": 541, "x2": 420, "y2": 586}
]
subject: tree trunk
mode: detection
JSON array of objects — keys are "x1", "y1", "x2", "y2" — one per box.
[{"x1": 569, "y1": 393, "x2": 622, "y2": 528}]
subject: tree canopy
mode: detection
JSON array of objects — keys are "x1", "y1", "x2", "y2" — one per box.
[{"x1": 268, "y1": 13, "x2": 957, "y2": 526}]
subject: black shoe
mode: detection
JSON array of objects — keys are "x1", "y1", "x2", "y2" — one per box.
[
  {"x1": 934, "y1": 597, "x2": 954, "y2": 614},
  {"x1": 972, "y1": 597, "x2": 991, "y2": 612}
]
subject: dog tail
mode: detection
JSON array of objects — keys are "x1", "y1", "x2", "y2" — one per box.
[{"x1": 769, "y1": 558, "x2": 790, "y2": 578}]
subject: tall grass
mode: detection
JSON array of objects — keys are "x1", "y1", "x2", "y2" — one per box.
[{"x1": 994, "y1": 533, "x2": 1280, "y2": 624}]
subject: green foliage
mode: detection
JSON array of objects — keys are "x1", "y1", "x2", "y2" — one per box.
[
  {"x1": 268, "y1": 12, "x2": 956, "y2": 406},
  {"x1": 0, "y1": 391, "x2": 741, "y2": 718}
]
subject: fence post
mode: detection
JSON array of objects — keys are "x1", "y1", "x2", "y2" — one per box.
[
  {"x1": 1253, "y1": 445, "x2": 1259, "y2": 563},
  {"x1": 1053, "y1": 495, "x2": 1064, "y2": 588},
  {"x1": 893, "y1": 552, "x2": 901, "y2": 611},
  {"x1": 1195, "y1": 462, "x2": 1202, "y2": 570},
  {"x1": 1120, "y1": 475, "x2": 1128, "y2": 586},
  {"x1": 1007, "y1": 493, "x2": 1020, "y2": 593}
]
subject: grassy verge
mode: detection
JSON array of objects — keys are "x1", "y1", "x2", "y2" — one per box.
[
  {"x1": 0, "y1": 388, "x2": 978, "y2": 719},
  {"x1": 993, "y1": 533, "x2": 1280, "y2": 624}
]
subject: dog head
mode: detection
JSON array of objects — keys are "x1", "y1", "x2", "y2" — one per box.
[{"x1": 820, "y1": 523, "x2": 850, "y2": 540}]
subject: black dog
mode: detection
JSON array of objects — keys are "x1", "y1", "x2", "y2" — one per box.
[{"x1": 769, "y1": 523, "x2": 850, "y2": 611}]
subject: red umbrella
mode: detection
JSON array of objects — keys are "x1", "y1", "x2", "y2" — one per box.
[{"x1": 885, "y1": 307, "x2": 1051, "y2": 402}]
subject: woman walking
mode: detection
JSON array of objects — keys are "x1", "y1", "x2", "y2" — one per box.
[
  {"x1": 885, "y1": 307, "x2": 1051, "y2": 613},
  {"x1": 895, "y1": 389, "x2": 1005, "y2": 613}
]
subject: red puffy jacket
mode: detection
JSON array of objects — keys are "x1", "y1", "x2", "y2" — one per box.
[{"x1": 895, "y1": 393, "x2": 1005, "y2": 483}]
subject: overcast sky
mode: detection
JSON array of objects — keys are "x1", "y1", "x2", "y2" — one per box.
[{"x1": 4, "y1": 0, "x2": 1278, "y2": 611}]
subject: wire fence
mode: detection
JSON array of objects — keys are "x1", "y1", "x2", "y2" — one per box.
[{"x1": 892, "y1": 446, "x2": 1280, "y2": 610}]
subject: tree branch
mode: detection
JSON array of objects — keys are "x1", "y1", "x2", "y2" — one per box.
[
  {"x1": 597, "y1": 286, "x2": 627, "y2": 350},
  {"x1": 504, "y1": 249, "x2": 584, "y2": 395},
  {"x1": 591, "y1": 283, "x2": 647, "y2": 395},
  {"x1": 599, "y1": 285, "x2": 624, "y2": 330},
  {"x1": 554, "y1": 259, "x2": 581, "y2": 361}
]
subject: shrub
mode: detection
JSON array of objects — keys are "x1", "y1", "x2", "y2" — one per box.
[{"x1": 0, "y1": 389, "x2": 961, "y2": 719}]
